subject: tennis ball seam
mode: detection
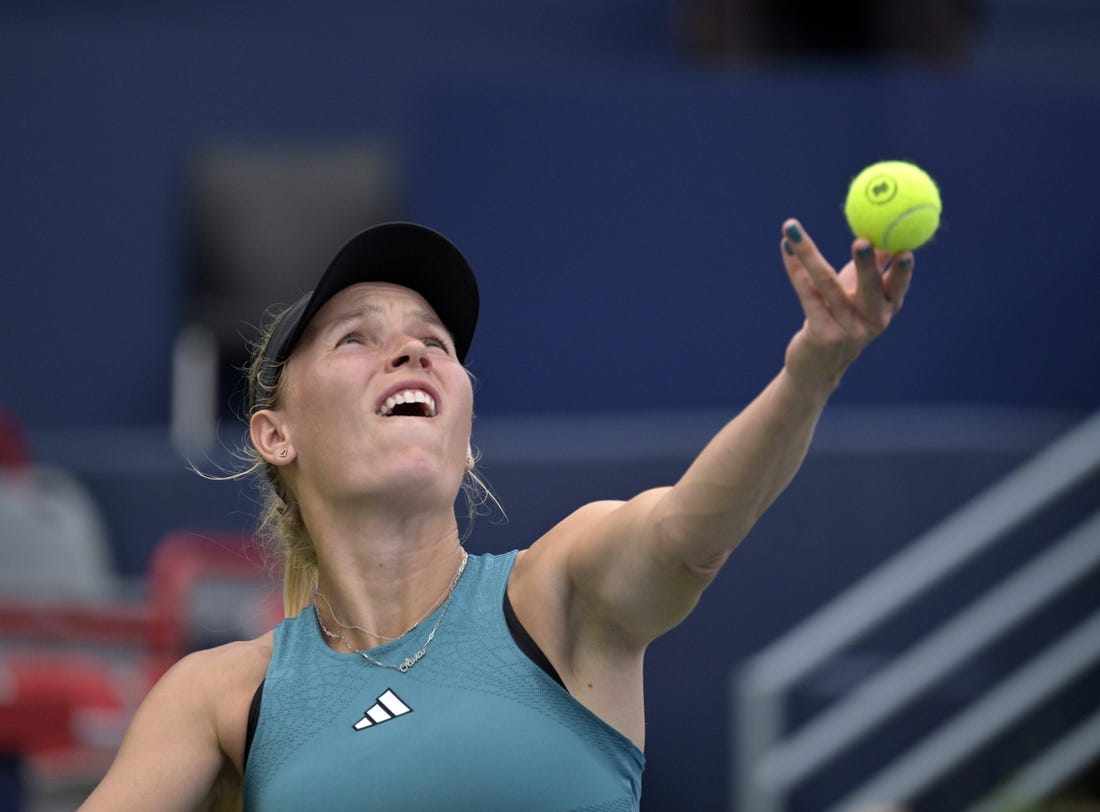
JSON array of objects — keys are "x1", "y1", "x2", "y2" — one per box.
[{"x1": 881, "y1": 204, "x2": 940, "y2": 252}]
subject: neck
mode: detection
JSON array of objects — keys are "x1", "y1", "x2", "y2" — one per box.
[{"x1": 308, "y1": 504, "x2": 466, "y2": 648}]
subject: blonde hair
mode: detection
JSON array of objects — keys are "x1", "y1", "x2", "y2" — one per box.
[
  {"x1": 238, "y1": 304, "x2": 316, "y2": 616},
  {"x1": 239, "y1": 305, "x2": 502, "y2": 618}
]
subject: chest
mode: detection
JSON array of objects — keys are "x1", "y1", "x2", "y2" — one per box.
[{"x1": 245, "y1": 671, "x2": 640, "y2": 811}]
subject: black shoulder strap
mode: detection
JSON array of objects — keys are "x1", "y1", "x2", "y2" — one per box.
[
  {"x1": 242, "y1": 679, "x2": 265, "y2": 773},
  {"x1": 503, "y1": 590, "x2": 565, "y2": 689}
]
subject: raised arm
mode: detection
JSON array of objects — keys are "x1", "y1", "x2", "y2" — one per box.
[{"x1": 557, "y1": 219, "x2": 915, "y2": 643}]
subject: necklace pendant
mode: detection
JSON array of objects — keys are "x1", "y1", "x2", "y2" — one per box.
[{"x1": 398, "y1": 649, "x2": 426, "y2": 672}]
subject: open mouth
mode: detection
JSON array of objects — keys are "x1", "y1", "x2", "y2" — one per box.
[{"x1": 377, "y1": 389, "x2": 437, "y2": 418}]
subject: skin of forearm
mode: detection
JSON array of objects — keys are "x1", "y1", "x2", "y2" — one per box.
[{"x1": 654, "y1": 365, "x2": 834, "y2": 572}]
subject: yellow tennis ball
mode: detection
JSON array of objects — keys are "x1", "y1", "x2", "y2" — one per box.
[{"x1": 844, "y1": 160, "x2": 942, "y2": 252}]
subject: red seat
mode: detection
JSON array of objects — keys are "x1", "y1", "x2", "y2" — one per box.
[{"x1": 0, "y1": 529, "x2": 280, "y2": 794}]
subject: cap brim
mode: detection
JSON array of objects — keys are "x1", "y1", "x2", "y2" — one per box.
[{"x1": 267, "y1": 222, "x2": 479, "y2": 370}]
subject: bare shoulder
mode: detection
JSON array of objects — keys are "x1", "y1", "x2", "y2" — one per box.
[
  {"x1": 187, "y1": 631, "x2": 274, "y2": 768},
  {"x1": 514, "y1": 489, "x2": 667, "y2": 591},
  {"x1": 143, "y1": 631, "x2": 274, "y2": 773},
  {"x1": 510, "y1": 500, "x2": 617, "y2": 603},
  {"x1": 79, "y1": 632, "x2": 275, "y2": 811},
  {"x1": 517, "y1": 499, "x2": 623, "y2": 564},
  {"x1": 184, "y1": 629, "x2": 274, "y2": 682},
  {"x1": 158, "y1": 630, "x2": 273, "y2": 701},
  {"x1": 509, "y1": 502, "x2": 609, "y2": 608}
]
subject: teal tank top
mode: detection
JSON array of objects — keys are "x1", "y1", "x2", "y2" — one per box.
[{"x1": 243, "y1": 551, "x2": 645, "y2": 811}]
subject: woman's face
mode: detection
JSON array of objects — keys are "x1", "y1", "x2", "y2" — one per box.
[{"x1": 268, "y1": 282, "x2": 474, "y2": 510}]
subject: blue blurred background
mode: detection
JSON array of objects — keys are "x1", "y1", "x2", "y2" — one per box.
[{"x1": 2, "y1": 1, "x2": 1099, "y2": 810}]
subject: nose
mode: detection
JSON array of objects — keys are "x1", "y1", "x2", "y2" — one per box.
[{"x1": 387, "y1": 337, "x2": 432, "y2": 371}]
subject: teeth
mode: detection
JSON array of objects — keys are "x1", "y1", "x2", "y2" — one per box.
[{"x1": 378, "y1": 389, "x2": 437, "y2": 417}]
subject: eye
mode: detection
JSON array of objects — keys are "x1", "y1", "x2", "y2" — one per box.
[
  {"x1": 423, "y1": 335, "x2": 452, "y2": 354},
  {"x1": 336, "y1": 332, "x2": 364, "y2": 347}
]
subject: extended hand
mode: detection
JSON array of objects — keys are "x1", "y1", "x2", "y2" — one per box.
[{"x1": 780, "y1": 218, "x2": 914, "y2": 393}]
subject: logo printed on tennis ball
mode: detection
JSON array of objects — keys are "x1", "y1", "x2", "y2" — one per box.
[
  {"x1": 845, "y1": 160, "x2": 941, "y2": 252},
  {"x1": 865, "y1": 175, "x2": 898, "y2": 205}
]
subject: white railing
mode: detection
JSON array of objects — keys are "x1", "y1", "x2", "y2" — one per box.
[{"x1": 734, "y1": 409, "x2": 1100, "y2": 812}]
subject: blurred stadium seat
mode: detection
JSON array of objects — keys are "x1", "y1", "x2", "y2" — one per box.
[{"x1": 0, "y1": 524, "x2": 279, "y2": 808}]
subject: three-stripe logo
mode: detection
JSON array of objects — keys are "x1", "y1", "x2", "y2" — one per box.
[{"x1": 353, "y1": 688, "x2": 413, "y2": 731}]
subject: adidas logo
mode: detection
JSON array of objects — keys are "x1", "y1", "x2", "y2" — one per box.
[{"x1": 353, "y1": 688, "x2": 413, "y2": 731}]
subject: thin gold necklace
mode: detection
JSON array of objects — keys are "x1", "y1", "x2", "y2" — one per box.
[
  {"x1": 315, "y1": 549, "x2": 468, "y2": 673},
  {"x1": 313, "y1": 545, "x2": 463, "y2": 642}
]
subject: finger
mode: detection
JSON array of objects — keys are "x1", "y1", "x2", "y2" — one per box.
[
  {"x1": 781, "y1": 238, "x2": 835, "y2": 325},
  {"x1": 883, "y1": 252, "x2": 915, "y2": 309},
  {"x1": 852, "y1": 238, "x2": 888, "y2": 314},
  {"x1": 781, "y1": 219, "x2": 854, "y2": 327}
]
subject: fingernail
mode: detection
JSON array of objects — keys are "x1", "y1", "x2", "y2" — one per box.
[
  {"x1": 899, "y1": 258, "x2": 913, "y2": 271},
  {"x1": 785, "y1": 224, "x2": 803, "y2": 243},
  {"x1": 857, "y1": 245, "x2": 873, "y2": 258},
  {"x1": 783, "y1": 239, "x2": 794, "y2": 256}
]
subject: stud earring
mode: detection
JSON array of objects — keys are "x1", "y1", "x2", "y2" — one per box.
[{"x1": 279, "y1": 448, "x2": 288, "y2": 458}]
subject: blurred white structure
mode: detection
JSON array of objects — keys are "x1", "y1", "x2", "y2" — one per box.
[{"x1": 735, "y1": 410, "x2": 1100, "y2": 811}]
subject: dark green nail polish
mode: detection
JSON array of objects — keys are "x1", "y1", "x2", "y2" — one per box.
[
  {"x1": 783, "y1": 239, "x2": 794, "y2": 256},
  {"x1": 857, "y1": 245, "x2": 873, "y2": 258},
  {"x1": 899, "y1": 258, "x2": 913, "y2": 271},
  {"x1": 785, "y1": 225, "x2": 803, "y2": 243}
]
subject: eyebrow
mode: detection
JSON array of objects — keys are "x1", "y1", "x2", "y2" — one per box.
[
  {"x1": 408, "y1": 308, "x2": 446, "y2": 331},
  {"x1": 320, "y1": 304, "x2": 449, "y2": 337}
]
